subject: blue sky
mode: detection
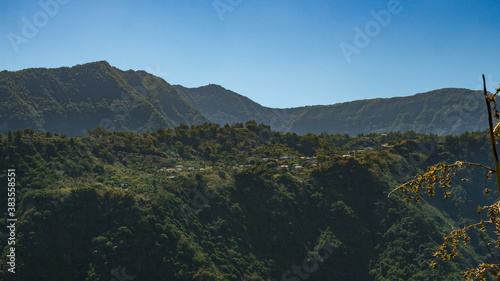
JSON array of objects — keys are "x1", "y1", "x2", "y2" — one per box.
[{"x1": 1, "y1": 0, "x2": 499, "y2": 108}]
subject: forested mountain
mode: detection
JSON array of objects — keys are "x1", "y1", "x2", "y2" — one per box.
[
  {"x1": 287, "y1": 88, "x2": 488, "y2": 135},
  {"x1": 173, "y1": 84, "x2": 281, "y2": 128},
  {"x1": 0, "y1": 61, "x2": 208, "y2": 136},
  {"x1": 0, "y1": 125, "x2": 496, "y2": 280},
  {"x1": 176, "y1": 84, "x2": 488, "y2": 136},
  {"x1": 0, "y1": 61, "x2": 490, "y2": 137}
]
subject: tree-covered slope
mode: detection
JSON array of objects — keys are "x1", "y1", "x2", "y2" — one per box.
[
  {"x1": 175, "y1": 84, "x2": 487, "y2": 136},
  {"x1": 0, "y1": 61, "x2": 208, "y2": 136},
  {"x1": 287, "y1": 88, "x2": 488, "y2": 135},
  {"x1": 173, "y1": 84, "x2": 292, "y2": 131},
  {"x1": 0, "y1": 63, "x2": 489, "y2": 137},
  {"x1": 0, "y1": 125, "x2": 494, "y2": 280}
]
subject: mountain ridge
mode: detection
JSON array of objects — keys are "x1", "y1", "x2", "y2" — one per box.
[
  {"x1": 0, "y1": 61, "x2": 489, "y2": 136},
  {"x1": 176, "y1": 83, "x2": 488, "y2": 135},
  {"x1": 0, "y1": 61, "x2": 208, "y2": 136}
]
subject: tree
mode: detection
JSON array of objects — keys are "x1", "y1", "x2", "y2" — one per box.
[{"x1": 390, "y1": 75, "x2": 500, "y2": 280}]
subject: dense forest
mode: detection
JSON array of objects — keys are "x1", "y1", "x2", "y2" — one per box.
[{"x1": 0, "y1": 122, "x2": 497, "y2": 280}]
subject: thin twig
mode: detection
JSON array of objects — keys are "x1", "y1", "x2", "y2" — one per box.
[
  {"x1": 478, "y1": 231, "x2": 500, "y2": 276},
  {"x1": 483, "y1": 74, "x2": 500, "y2": 196},
  {"x1": 388, "y1": 161, "x2": 495, "y2": 198}
]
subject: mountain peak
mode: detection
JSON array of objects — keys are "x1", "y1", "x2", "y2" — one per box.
[
  {"x1": 0, "y1": 63, "x2": 208, "y2": 136},
  {"x1": 79, "y1": 60, "x2": 112, "y2": 67}
]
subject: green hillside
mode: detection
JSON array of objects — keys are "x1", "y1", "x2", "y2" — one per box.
[
  {"x1": 176, "y1": 84, "x2": 488, "y2": 136},
  {"x1": 173, "y1": 84, "x2": 291, "y2": 130},
  {"x1": 0, "y1": 61, "x2": 208, "y2": 136},
  {"x1": 0, "y1": 125, "x2": 495, "y2": 280},
  {"x1": 287, "y1": 88, "x2": 488, "y2": 135},
  {"x1": 0, "y1": 62, "x2": 489, "y2": 137}
]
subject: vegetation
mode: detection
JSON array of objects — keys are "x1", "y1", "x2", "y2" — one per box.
[
  {"x1": 173, "y1": 84, "x2": 281, "y2": 129},
  {"x1": 391, "y1": 76, "x2": 500, "y2": 280},
  {"x1": 176, "y1": 84, "x2": 488, "y2": 136},
  {"x1": 0, "y1": 61, "x2": 208, "y2": 136},
  {"x1": 0, "y1": 120, "x2": 496, "y2": 280},
  {"x1": 0, "y1": 61, "x2": 488, "y2": 137},
  {"x1": 0, "y1": 62, "x2": 496, "y2": 279}
]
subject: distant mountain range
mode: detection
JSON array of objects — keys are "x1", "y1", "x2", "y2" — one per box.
[{"x1": 0, "y1": 61, "x2": 489, "y2": 136}]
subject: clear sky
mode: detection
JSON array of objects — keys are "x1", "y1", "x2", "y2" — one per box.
[{"x1": 1, "y1": 0, "x2": 499, "y2": 108}]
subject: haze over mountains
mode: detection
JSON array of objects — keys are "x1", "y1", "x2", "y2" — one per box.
[{"x1": 0, "y1": 61, "x2": 488, "y2": 136}]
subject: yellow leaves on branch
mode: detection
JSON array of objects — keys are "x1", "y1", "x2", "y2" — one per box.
[
  {"x1": 430, "y1": 200, "x2": 500, "y2": 280},
  {"x1": 389, "y1": 84, "x2": 500, "y2": 280},
  {"x1": 389, "y1": 161, "x2": 495, "y2": 202},
  {"x1": 401, "y1": 81, "x2": 500, "y2": 280},
  {"x1": 463, "y1": 263, "x2": 500, "y2": 281}
]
